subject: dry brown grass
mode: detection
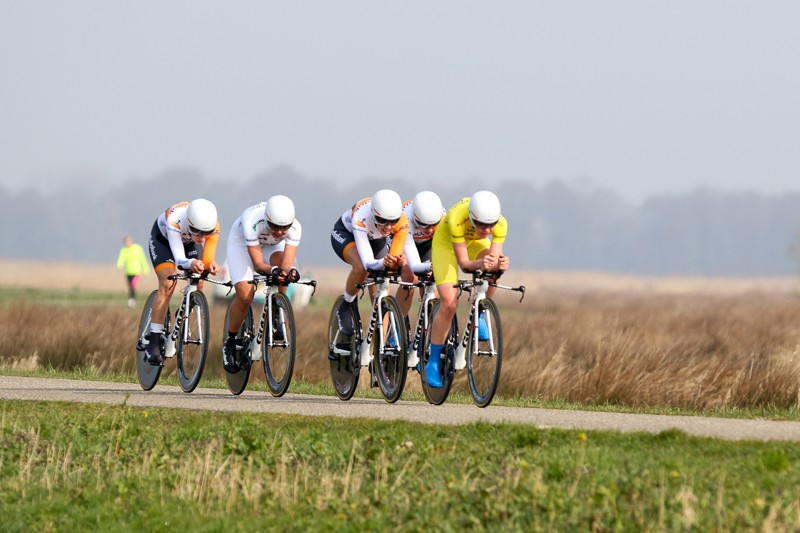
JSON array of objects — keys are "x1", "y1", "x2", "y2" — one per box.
[{"x1": 2, "y1": 260, "x2": 800, "y2": 410}]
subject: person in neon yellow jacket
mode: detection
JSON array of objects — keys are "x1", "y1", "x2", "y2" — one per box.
[{"x1": 117, "y1": 235, "x2": 149, "y2": 307}]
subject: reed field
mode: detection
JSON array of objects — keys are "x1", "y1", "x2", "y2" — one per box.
[{"x1": 2, "y1": 260, "x2": 800, "y2": 411}]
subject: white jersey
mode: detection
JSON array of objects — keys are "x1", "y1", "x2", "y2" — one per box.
[{"x1": 232, "y1": 202, "x2": 302, "y2": 247}]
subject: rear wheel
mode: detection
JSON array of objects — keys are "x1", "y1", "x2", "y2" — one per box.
[
  {"x1": 421, "y1": 301, "x2": 458, "y2": 405},
  {"x1": 264, "y1": 292, "x2": 296, "y2": 397},
  {"x1": 176, "y1": 291, "x2": 209, "y2": 393},
  {"x1": 223, "y1": 298, "x2": 254, "y2": 395},
  {"x1": 136, "y1": 290, "x2": 165, "y2": 391},
  {"x1": 467, "y1": 299, "x2": 502, "y2": 408},
  {"x1": 374, "y1": 296, "x2": 408, "y2": 403},
  {"x1": 328, "y1": 296, "x2": 360, "y2": 401}
]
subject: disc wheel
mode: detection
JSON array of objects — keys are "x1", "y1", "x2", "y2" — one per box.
[
  {"x1": 467, "y1": 298, "x2": 502, "y2": 408},
  {"x1": 263, "y1": 292, "x2": 296, "y2": 397},
  {"x1": 176, "y1": 291, "x2": 210, "y2": 393},
  {"x1": 224, "y1": 298, "x2": 254, "y2": 395},
  {"x1": 328, "y1": 296, "x2": 360, "y2": 401},
  {"x1": 421, "y1": 301, "x2": 458, "y2": 405},
  {"x1": 373, "y1": 296, "x2": 408, "y2": 403},
  {"x1": 136, "y1": 290, "x2": 166, "y2": 391}
]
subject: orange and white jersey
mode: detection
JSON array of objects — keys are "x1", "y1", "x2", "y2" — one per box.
[
  {"x1": 156, "y1": 202, "x2": 220, "y2": 270},
  {"x1": 400, "y1": 199, "x2": 445, "y2": 274},
  {"x1": 339, "y1": 197, "x2": 409, "y2": 271}
]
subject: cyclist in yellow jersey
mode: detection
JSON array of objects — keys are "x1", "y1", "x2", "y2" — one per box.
[{"x1": 426, "y1": 190, "x2": 509, "y2": 387}]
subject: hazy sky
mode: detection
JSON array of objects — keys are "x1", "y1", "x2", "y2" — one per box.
[{"x1": 1, "y1": 1, "x2": 799, "y2": 201}]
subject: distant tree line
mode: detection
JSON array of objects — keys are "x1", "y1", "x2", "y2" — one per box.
[{"x1": 1, "y1": 166, "x2": 798, "y2": 276}]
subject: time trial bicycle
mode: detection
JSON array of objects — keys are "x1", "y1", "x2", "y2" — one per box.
[
  {"x1": 136, "y1": 271, "x2": 232, "y2": 393},
  {"x1": 223, "y1": 272, "x2": 316, "y2": 396},
  {"x1": 421, "y1": 270, "x2": 525, "y2": 407},
  {"x1": 327, "y1": 271, "x2": 409, "y2": 403}
]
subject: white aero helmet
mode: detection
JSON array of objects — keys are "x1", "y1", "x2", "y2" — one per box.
[
  {"x1": 186, "y1": 198, "x2": 218, "y2": 233},
  {"x1": 264, "y1": 195, "x2": 295, "y2": 228},
  {"x1": 468, "y1": 190, "x2": 501, "y2": 226},
  {"x1": 412, "y1": 191, "x2": 444, "y2": 226},
  {"x1": 371, "y1": 189, "x2": 402, "y2": 222}
]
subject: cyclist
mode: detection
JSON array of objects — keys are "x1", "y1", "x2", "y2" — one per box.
[
  {"x1": 145, "y1": 199, "x2": 221, "y2": 365},
  {"x1": 221, "y1": 195, "x2": 301, "y2": 373},
  {"x1": 330, "y1": 189, "x2": 409, "y2": 336},
  {"x1": 425, "y1": 190, "x2": 509, "y2": 388},
  {"x1": 394, "y1": 191, "x2": 445, "y2": 334}
]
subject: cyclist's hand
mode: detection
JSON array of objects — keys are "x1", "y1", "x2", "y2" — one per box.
[
  {"x1": 498, "y1": 255, "x2": 510, "y2": 272},
  {"x1": 287, "y1": 267, "x2": 300, "y2": 283},
  {"x1": 395, "y1": 255, "x2": 407, "y2": 268},
  {"x1": 481, "y1": 253, "x2": 499, "y2": 271},
  {"x1": 383, "y1": 254, "x2": 399, "y2": 270},
  {"x1": 208, "y1": 261, "x2": 220, "y2": 276},
  {"x1": 191, "y1": 259, "x2": 205, "y2": 274},
  {"x1": 269, "y1": 266, "x2": 283, "y2": 283}
]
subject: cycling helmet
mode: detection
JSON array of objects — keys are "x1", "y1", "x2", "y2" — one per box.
[
  {"x1": 264, "y1": 195, "x2": 295, "y2": 228},
  {"x1": 468, "y1": 190, "x2": 501, "y2": 226},
  {"x1": 186, "y1": 198, "x2": 218, "y2": 233},
  {"x1": 412, "y1": 191, "x2": 444, "y2": 226},
  {"x1": 371, "y1": 189, "x2": 402, "y2": 222}
]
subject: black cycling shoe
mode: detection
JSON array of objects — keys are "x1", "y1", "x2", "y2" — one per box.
[
  {"x1": 222, "y1": 341, "x2": 239, "y2": 373},
  {"x1": 272, "y1": 308, "x2": 285, "y2": 341},
  {"x1": 145, "y1": 332, "x2": 164, "y2": 366},
  {"x1": 336, "y1": 300, "x2": 354, "y2": 337}
]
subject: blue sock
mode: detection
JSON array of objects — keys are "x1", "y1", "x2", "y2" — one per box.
[{"x1": 430, "y1": 343, "x2": 443, "y2": 359}]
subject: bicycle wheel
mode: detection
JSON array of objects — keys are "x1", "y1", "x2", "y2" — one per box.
[
  {"x1": 328, "y1": 296, "x2": 360, "y2": 401},
  {"x1": 467, "y1": 298, "x2": 502, "y2": 408},
  {"x1": 176, "y1": 291, "x2": 210, "y2": 393},
  {"x1": 136, "y1": 290, "x2": 165, "y2": 391},
  {"x1": 223, "y1": 298, "x2": 254, "y2": 395},
  {"x1": 373, "y1": 296, "x2": 408, "y2": 403},
  {"x1": 421, "y1": 301, "x2": 459, "y2": 405},
  {"x1": 263, "y1": 292, "x2": 296, "y2": 397}
]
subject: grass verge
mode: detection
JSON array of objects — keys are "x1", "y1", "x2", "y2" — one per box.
[{"x1": 1, "y1": 400, "x2": 798, "y2": 531}]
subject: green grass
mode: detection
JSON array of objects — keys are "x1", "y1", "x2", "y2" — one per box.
[{"x1": 1, "y1": 400, "x2": 798, "y2": 531}]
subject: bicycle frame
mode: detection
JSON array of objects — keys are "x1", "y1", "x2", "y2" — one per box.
[
  {"x1": 246, "y1": 275, "x2": 316, "y2": 361},
  {"x1": 406, "y1": 278, "x2": 437, "y2": 367},
  {"x1": 158, "y1": 273, "x2": 231, "y2": 358},
  {"x1": 355, "y1": 274, "x2": 405, "y2": 367},
  {"x1": 453, "y1": 273, "x2": 525, "y2": 370}
]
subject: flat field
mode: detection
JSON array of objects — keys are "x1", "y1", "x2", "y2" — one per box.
[{"x1": 2, "y1": 259, "x2": 800, "y2": 411}]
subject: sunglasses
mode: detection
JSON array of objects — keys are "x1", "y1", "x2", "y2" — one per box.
[
  {"x1": 267, "y1": 221, "x2": 293, "y2": 232},
  {"x1": 188, "y1": 225, "x2": 214, "y2": 237},
  {"x1": 374, "y1": 215, "x2": 399, "y2": 227},
  {"x1": 414, "y1": 218, "x2": 438, "y2": 229},
  {"x1": 472, "y1": 220, "x2": 496, "y2": 230}
]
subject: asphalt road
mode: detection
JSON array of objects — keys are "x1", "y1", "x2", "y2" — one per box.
[{"x1": 2, "y1": 375, "x2": 800, "y2": 442}]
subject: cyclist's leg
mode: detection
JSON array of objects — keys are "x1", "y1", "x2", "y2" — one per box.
[
  {"x1": 426, "y1": 238, "x2": 459, "y2": 387},
  {"x1": 396, "y1": 263, "x2": 416, "y2": 319}
]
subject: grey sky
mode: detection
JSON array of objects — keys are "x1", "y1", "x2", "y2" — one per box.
[{"x1": 1, "y1": 1, "x2": 799, "y2": 201}]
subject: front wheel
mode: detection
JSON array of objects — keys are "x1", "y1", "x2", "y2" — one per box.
[
  {"x1": 373, "y1": 296, "x2": 408, "y2": 403},
  {"x1": 176, "y1": 291, "x2": 210, "y2": 393},
  {"x1": 136, "y1": 290, "x2": 166, "y2": 391},
  {"x1": 420, "y1": 301, "x2": 458, "y2": 405},
  {"x1": 263, "y1": 292, "x2": 296, "y2": 397},
  {"x1": 467, "y1": 298, "x2": 502, "y2": 408},
  {"x1": 328, "y1": 296, "x2": 360, "y2": 401},
  {"x1": 223, "y1": 298, "x2": 254, "y2": 395}
]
